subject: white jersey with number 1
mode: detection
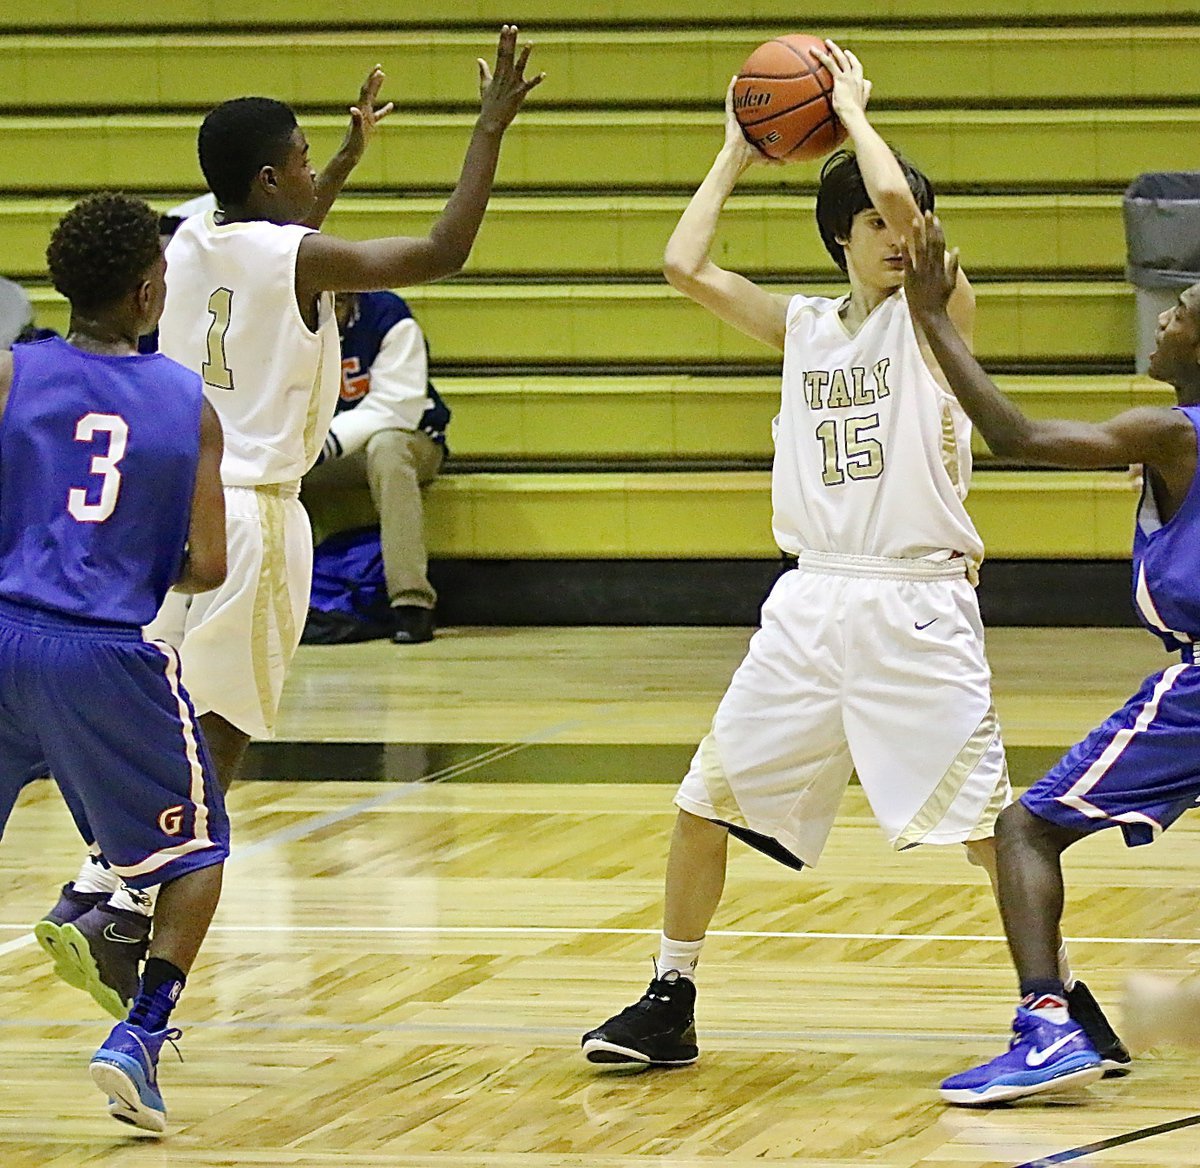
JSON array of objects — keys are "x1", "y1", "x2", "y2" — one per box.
[
  {"x1": 159, "y1": 211, "x2": 341, "y2": 487},
  {"x1": 148, "y1": 211, "x2": 341, "y2": 739},
  {"x1": 772, "y1": 288, "x2": 984, "y2": 566}
]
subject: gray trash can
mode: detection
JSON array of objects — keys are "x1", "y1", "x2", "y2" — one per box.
[{"x1": 1123, "y1": 172, "x2": 1200, "y2": 374}]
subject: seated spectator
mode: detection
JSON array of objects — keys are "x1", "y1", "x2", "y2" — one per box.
[{"x1": 302, "y1": 291, "x2": 450, "y2": 644}]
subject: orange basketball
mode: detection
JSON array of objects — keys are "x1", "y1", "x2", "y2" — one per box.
[{"x1": 732, "y1": 34, "x2": 847, "y2": 162}]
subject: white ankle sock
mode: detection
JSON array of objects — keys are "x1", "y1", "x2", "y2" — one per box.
[
  {"x1": 1024, "y1": 992, "x2": 1070, "y2": 1025},
  {"x1": 72, "y1": 852, "x2": 120, "y2": 896},
  {"x1": 657, "y1": 935, "x2": 704, "y2": 982},
  {"x1": 108, "y1": 883, "x2": 157, "y2": 917}
]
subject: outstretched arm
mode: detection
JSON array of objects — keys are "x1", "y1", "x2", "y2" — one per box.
[
  {"x1": 815, "y1": 40, "x2": 973, "y2": 343},
  {"x1": 904, "y1": 212, "x2": 1194, "y2": 478},
  {"x1": 813, "y1": 42, "x2": 917, "y2": 227},
  {"x1": 302, "y1": 65, "x2": 394, "y2": 231},
  {"x1": 296, "y1": 26, "x2": 543, "y2": 296},
  {"x1": 663, "y1": 77, "x2": 790, "y2": 351}
]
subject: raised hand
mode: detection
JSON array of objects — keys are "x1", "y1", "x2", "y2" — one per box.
[
  {"x1": 477, "y1": 25, "x2": 544, "y2": 133},
  {"x1": 812, "y1": 39, "x2": 872, "y2": 122},
  {"x1": 903, "y1": 211, "x2": 959, "y2": 317},
  {"x1": 341, "y1": 65, "x2": 395, "y2": 165},
  {"x1": 722, "y1": 75, "x2": 772, "y2": 168}
]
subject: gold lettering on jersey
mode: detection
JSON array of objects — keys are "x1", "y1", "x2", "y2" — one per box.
[
  {"x1": 826, "y1": 369, "x2": 853, "y2": 409},
  {"x1": 851, "y1": 366, "x2": 875, "y2": 405},
  {"x1": 202, "y1": 287, "x2": 236, "y2": 391},
  {"x1": 804, "y1": 370, "x2": 829, "y2": 410},
  {"x1": 805, "y1": 366, "x2": 887, "y2": 411},
  {"x1": 872, "y1": 357, "x2": 892, "y2": 399}
]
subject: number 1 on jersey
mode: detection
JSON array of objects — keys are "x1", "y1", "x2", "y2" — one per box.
[{"x1": 202, "y1": 287, "x2": 235, "y2": 391}]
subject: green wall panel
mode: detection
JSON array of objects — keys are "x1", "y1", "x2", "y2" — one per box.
[
  {"x1": 24, "y1": 281, "x2": 1139, "y2": 364},
  {"x1": 1, "y1": 110, "x2": 1196, "y2": 193},
  {"x1": 411, "y1": 470, "x2": 1136, "y2": 559},
  {"x1": 2, "y1": 1, "x2": 1195, "y2": 28},
  {"x1": 1, "y1": 28, "x2": 1197, "y2": 109},
  {"x1": 0, "y1": 194, "x2": 1125, "y2": 279},
  {"x1": 441, "y1": 375, "x2": 1173, "y2": 460}
]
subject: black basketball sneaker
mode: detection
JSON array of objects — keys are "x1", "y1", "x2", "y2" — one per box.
[{"x1": 582, "y1": 969, "x2": 699, "y2": 1066}]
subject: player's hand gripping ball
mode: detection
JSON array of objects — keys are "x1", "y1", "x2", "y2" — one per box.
[{"x1": 732, "y1": 34, "x2": 848, "y2": 161}]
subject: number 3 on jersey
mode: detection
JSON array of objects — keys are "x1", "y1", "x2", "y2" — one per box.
[
  {"x1": 203, "y1": 287, "x2": 235, "y2": 391},
  {"x1": 68, "y1": 413, "x2": 128, "y2": 523},
  {"x1": 816, "y1": 414, "x2": 884, "y2": 486}
]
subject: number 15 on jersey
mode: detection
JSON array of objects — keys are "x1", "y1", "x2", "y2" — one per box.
[{"x1": 816, "y1": 414, "x2": 885, "y2": 486}]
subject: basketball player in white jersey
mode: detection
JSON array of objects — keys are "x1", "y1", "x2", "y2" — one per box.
[
  {"x1": 37, "y1": 27, "x2": 542, "y2": 1014},
  {"x1": 581, "y1": 40, "x2": 1127, "y2": 1072}
]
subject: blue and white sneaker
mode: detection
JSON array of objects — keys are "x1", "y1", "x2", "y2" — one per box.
[
  {"x1": 89, "y1": 1020, "x2": 181, "y2": 1134},
  {"x1": 940, "y1": 1007, "x2": 1104, "y2": 1106}
]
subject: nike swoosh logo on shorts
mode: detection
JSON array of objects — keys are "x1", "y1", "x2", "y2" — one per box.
[
  {"x1": 102, "y1": 924, "x2": 144, "y2": 945},
  {"x1": 914, "y1": 618, "x2": 937, "y2": 630},
  {"x1": 1025, "y1": 1032, "x2": 1077, "y2": 1067}
]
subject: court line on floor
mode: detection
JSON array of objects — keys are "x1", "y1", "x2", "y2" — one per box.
[
  {"x1": 1012, "y1": 1111, "x2": 1200, "y2": 1167},
  {"x1": 3, "y1": 922, "x2": 1199, "y2": 946},
  {"x1": 0, "y1": 1016, "x2": 1018, "y2": 1045}
]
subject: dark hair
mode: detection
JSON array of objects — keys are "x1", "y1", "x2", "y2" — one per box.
[
  {"x1": 197, "y1": 97, "x2": 298, "y2": 206},
  {"x1": 46, "y1": 193, "x2": 162, "y2": 312},
  {"x1": 157, "y1": 214, "x2": 186, "y2": 238},
  {"x1": 815, "y1": 148, "x2": 935, "y2": 272}
]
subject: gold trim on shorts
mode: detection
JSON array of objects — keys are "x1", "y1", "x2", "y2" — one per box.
[
  {"x1": 250, "y1": 488, "x2": 295, "y2": 735},
  {"x1": 696, "y1": 733, "x2": 747, "y2": 829},
  {"x1": 894, "y1": 703, "x2": 1007, "y2": 848}
]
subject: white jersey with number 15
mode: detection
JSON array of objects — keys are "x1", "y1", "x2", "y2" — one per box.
[{"x1": 772, "y1": 289, "x2": 984, "y2": 566}]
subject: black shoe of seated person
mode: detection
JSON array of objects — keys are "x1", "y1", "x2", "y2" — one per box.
[{"x1": 390, "y1": 605, "x2": 435, "y2": 645}]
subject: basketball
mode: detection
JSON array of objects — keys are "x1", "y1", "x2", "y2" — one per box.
[{"x1": 732, "y1": 34, "x2": 847, "y2": 162}]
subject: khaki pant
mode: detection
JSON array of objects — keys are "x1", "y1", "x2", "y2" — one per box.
[{"x1": 302, "y1": 429, "x2": 444, "y2": 610}]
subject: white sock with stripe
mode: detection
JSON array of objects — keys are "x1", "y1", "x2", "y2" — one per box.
[
  {"x1": 108, "y1": 883, "x2": 158, "y2": 918},
  {"x1": 657, "y1": 935, "x2": 704, "y2": 982}
]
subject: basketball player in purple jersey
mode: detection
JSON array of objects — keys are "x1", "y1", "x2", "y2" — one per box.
[
  {"x1": 906, "y1": 212, "x2": 1200, "y2": 1104},
  {"x1": 0, "y1": 193, "x2": 227, "y2": 1132}
]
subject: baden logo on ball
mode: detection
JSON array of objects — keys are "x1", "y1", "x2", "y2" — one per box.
[{"x1": 733, "y1": 34, "x2": 848, "y2": 162}]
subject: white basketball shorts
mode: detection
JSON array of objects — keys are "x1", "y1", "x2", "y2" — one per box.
[
  {"x1": 675, "y1": 550, "x2": 1011, "y2": 867},
  {"x1": 145, "y1": 484, "x2": 312, "y2": 740}
]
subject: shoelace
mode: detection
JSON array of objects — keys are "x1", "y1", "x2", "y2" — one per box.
[
  {"x1": 1006, "y1": 1011, "x2": 1037, "y2": 1050},
  {"x1": 613, "y1": 980, "x2": 686, "y2": 1022}
]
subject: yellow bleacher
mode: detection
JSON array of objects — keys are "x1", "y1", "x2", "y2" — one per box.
[{"x1": 1, "y1": 5, "x2": 1196, "y2": 567}]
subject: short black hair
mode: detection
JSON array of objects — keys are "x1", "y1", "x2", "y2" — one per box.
[
  {"x1": 46, "y1": 193, "x2": 162, "y2": 312},
  {"x1": 815, "y1": 149, "x2": 935, "y2": 272},
  {"x1": 158, "y1": 214, "x2": 186, "y2": 238},
  {"x1": 197, "y1": 97, "x2": 298, "y2": 206}
]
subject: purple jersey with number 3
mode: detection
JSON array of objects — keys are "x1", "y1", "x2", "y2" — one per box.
[{"x1": 0, "y1": 337, "x2": 202, "y2": 627}]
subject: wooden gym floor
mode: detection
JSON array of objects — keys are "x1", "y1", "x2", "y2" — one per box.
[{"x1": 3, "y1": 626, "x2": 1199, "y2": 1167}]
